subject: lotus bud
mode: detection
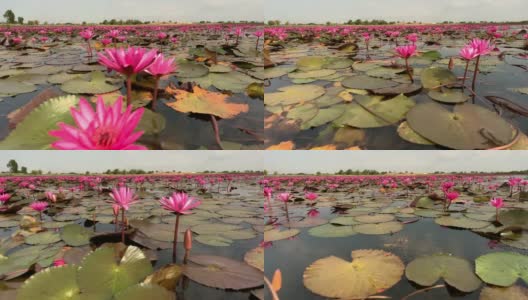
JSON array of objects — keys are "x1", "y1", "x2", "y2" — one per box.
[
  {"x1": 448, "y1": 57, "x2": 454, "y2": 70},
  {"x1": 112, "y1": 204, "x2": 120, "y2": 216},
  {"x1": 184, "y1": 229, "x2": 192, "y2": 251}
]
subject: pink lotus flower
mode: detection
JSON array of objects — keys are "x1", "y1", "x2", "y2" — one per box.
[
  {"x1": 49, "y1": 96, "x2": 146, "y2": 150},
  {"x1": 110, "y1": 186, "x2": 137, "y2": 211},
  {"x1": 263, "y1": 187, "x2": 273, "y2": 197},
  {"x1": 98, "y1": 47, "x2": 157, "y2": 77},
  {"x1": 307, "y1": 208, "x2": 320, "y2": 218},
  {"x1": 305, "y1": 192, "x2": 318, "y2": 201},
  {"x1": 12, "y1": 37, "x2": 22, "y2": 45},
  {"x1": 459, "y1": 45, "x2": 479, "y2": 61},
  {"x1": 145, "y1": 54, "x2": 176, "y2": 77},
  {"x1": 45, "y1": 191, "x2": 57, "y2": 203},
  {"x1": 101, "y1": 38, "x2": 112, "y2": 46},
  {"x1": 446, "y1": 191, "x2": 459, "y2": 202},
  {"x1": 53, "y1": 259, "x2": 66, "y2": 267},
  {"x1": 157, "y1": 32, "x2": 168, "y2": 40},
  {"x1": 0, "y1": 193, "x2": 11, "y2": 204},
  {"x1": 469, "y1": 38, "x2": 493, "y2": 56},
  {"x1": 406, "y1": 33, "x2": 418, "y2": 43},
  {"x1": 159, "y1": 192, "x2": 201, "y2": 215},
  {"x1": 441, "y1": 181, "x2": 454, "y2": 191},
  {"x1": 79, "y1": 29, "x2": 94, "y2": 41},
  {"x1": 277, "y1": 193, "x2": 290, "y2": 203},
  {"x1": 112, "y1": 203, "x2": 120, "y2": 216},
  {"x1": 29, "y1": 201, "x2": 48, "y2": 212},
  {"x1": 490, "y1": 197, "x2": 504, "y2": 208},
  {"x1": 395, "y1": 44, "x2": 417, "y2": 59}
]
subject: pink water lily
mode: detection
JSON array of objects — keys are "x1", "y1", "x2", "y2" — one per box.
[
  {"x1": 110, "y1": 186, "x2": 137, "y2": 243},
  {"x1": 98, "y1": 47, "x2": 157, "y2": 104},
  {"x1": 395, "y1": 44, "x2": 417, "y2": 82},
  {"x1": 307, "y1": 208, "x2": 320, "y2": 218},
  {"x1": 490, "y1": 197, "x2": 504, "y2": 222},
  {"x1": 29, "y1": 201, "x2": 48, "y2": 212},
  {"x1": 145, "y1": 53, "x2": 177, "y2": 109},
  {"x1": 305, "y1": 192, "x2": 318, "y2": 201},
  {"x1": 159, "y1": 192, "x2": 201, "y2": 263},
  {"x1": 49, "y1": 96, "x2": 146, "y2": 150},
  {"x1": 0, "y1": 193, "x2": 11, "y2": 205}
]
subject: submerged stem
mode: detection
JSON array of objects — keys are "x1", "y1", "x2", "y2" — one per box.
[
  {"x1": 405, "y1": 58, "x2": 414, "y2": 83},
  {"x1": 471, "y1": 55, "x2": 481, "y2": 103},
  {"x1": 173, "y1": 214, "x2": 181, "y2": 263},
  {"x1": 152, "y1": 77, "x2": 160, "y2": 111},
  {"x1": 121, "y1": 208, "x2": 125, "y2": 244},
  {"x1": 126, "y1": 76, "x2": 133, "y2": 106},
  {"x1": 462, "y1": 60, "x2": 470, "y2": 87}
]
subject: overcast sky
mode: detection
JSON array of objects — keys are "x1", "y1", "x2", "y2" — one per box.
[
  {"x1": 0, "y1": 151, "x2": 264, "y2": 173},
  {"x1": 1, "y1": 0, "x2": 262, "y2": 23},
  {"x1": 266, "y1": 0, "x2": 527, "y2": 23},
  {"x1": 264, "y1": 151, "x2": 528, "y2": 174}
]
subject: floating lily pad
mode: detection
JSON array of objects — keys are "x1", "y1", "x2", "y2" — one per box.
[
  {"x1": 330, "y1": 216, "x2": 361, "y2": 226},
  {"x1": 182, "y1": 255, "x2": 263, "y2": 290},
  {"x1": 114, "y1": 283, "x2": 175, "y2": 300},
  {"x1": 296, "y1": 56, "x2": 327, "y2": 71},
  {"x1": 435, "y1": 215, "x2": 490, "y2": 229},
  {"x1": 264, "y1": 66, "x2": 297, "y2": 79},
  {"x1": 61, "y1": 71, "x2": 121, "y2": 94},
  {"x1": 61, "y1": 224, "x2": 94, "y2": 247},
  {"x1": 0, "y1": 79, "x2": 36, "y2": 96},
  {"x1": 165, "y1": 85, "x2": 248, "y2": 119},
  {"x1": 406, "y1": 102, "x2": 515, "y2": 149},
  {"x1": 341, "y1": 75, "x2": 399, "y2": 90},
  {"x1": 300, "y1": 104, "x2": 346, "y2": 130},
  {"x1": 354, "y1": 221, "x2": 404, "y2": 235},
  {"x1": 143, "y1": 264, "x2": 182, "y2": 291},
  {"x1": 303, "y1": 249, "x2": 404, "y2": 299},
  {"x1": 421, "y1": 67, "x2": 457, "y2": 89},
  {"x1": 195, "y1": 235, "x2": 233, "y2": 247},
  {"x1": 428, "y1": 89, "x2": 469, "y2": 104},
  {"x1": 308, "y1": 224, "x2": 357, "y2": 238},
  {"x1": 479, "y1": 285, "x2": 528, "y2": 300},
  {"x1": 16, "y1": 265, "x2": 80, "y2": 300},
  {"x1": 355, "y1": 214, "x2": 395, "y2": 223},
  {"x1": 475, "y1": 252, "x2": 528, "y2": 286},
  {"x1": 264, "y1": 228, "x2": 299, "y2": 242},
  {"x1": 0, "y1": 95, "x2": 78, "y2": 150},
  {"x1": 244, "y1": 247, "x2": 264, "y2": 272},
  {"x1": 265, "y1": 85, "x2": 326, "y2": 106},
  {"x1": 499, "y1": 210, "x2": 528, "y2": 229},
  {"x1": 289, "y1": 69, "x2": 336, "y2": 80},
  {"x1": 397, "y1": 121, "x2": 434, "y2": 145},
  {"x1": 405, "y1": 253, "x2": 481, "y2": 292},
  {"x1": 177, "y1": 62, "x2": 209, "y2": 78},
  {"x1": 25, "y1": 231, "x2": 61, "y2": 245},
  {"x1": 77, "y1": 245, "x2": 153, "y2": 298}
]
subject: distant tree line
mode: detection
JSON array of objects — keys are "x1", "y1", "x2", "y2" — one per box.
[
  {"x1": 3, "y1": 9, "x2": 25, "y2": 24},
  {"x1": 5, "y1": 159, "x2": 43, "y2": 174}
]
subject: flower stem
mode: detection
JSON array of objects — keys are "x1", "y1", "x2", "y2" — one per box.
[
  {"x1": 121, "y1": 208, "x2": 125, "y2": 244},
  {"x1": 152, "y1": 77, "x2": 160, "y2": 111},
  {"x1": 126, "y1": 76, "x2": 133, "y2": 106},
  {"x1": 87, "y1": 41, "x2": 92, "y2": 58},
  {"x1": 173, "y1": 214, "x2": 180, "y2": 263},
  {"x1": 405, "y1": 58, "x2": 414, "y2": 83},
  {"x1": 462, "y1": 60, "x2": 470, "y2": 87},
  {"x1": 471, "y1": 55, "x2": 481, "y2": 103}
]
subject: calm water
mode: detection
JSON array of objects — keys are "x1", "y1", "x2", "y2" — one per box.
[
  {"x1": 264, "y1": 191, "x2": 528, "y2": 299},
  {"x1": 265, "y1": 39, "x2": 528, "y2": 149}
]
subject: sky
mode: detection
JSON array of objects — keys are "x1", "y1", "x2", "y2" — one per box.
[
  {"x1": 264, "y1": 151, "x2": 528, "y2": 174},
  {"x1": 0, "y1": 0, "x2": 263, "y2": 23},
  {"x1": 0, "y1": 151, "x2": 264, "y2": 173},
  {"x1": 266, "y1": 0, "x2": 527, "y2": 23}
]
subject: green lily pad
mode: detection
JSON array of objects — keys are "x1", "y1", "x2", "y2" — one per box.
[
  {"x1": 300, "y1": 104, "x2": 346, "y2": 130},
  {"x1": 296, "y1": 56, "x2": 327, "y2": 71},
  {"x1": 286, "y1": 103, "x2": 319, "y2": 123},
  {"x1": 397, "y1": 121, "x2": 434, "y2": 145},
  {"x1": 405, "y1": 254, "x2": 481, "y2": 292},
  {"x1": 435, "y1": 215, "x2": 490, "y2": 229},
  {"x1": 354, "y1": 214, "x2": 395, "y2": 223},
  {"x1": 354, "y1": 221, "x2": 404, "y2": 235},
  {"x1": 61, "y1": 71, "x2": 121, "y2": 94},
  {"x1": 406, "y1": 102, "x2": 515, "y2": 149},
  {"x1": 0, "y1": 79, "x2": 36, "y2": 96},
  {"x1": 77, "y1": 245, "x2": 153, "y2": 298},
  {"x1": 334, "y1": 94, "x2": 415, "y2": 128},
  {"x1": 209, "y1": 72, "x2": 255, "y2": 93},
  {"x1": 288, "y1": 69, "x2": 336, "y2": 80},
  {"x1": 475, "y1": 252, "x2": 528, "y2": 286},
  {"x1": 420, "y1": 67, "x2": 457, "y2": 89},
  {"x1": 263, "y1": 66, "x2": 297, "y2": 79},
  {"x1": 0, "y1": 95, "x2": 79, "y2": 150},
  {"x1": 498, "y1": 210, "x2": 528, "y2": 229},
  {"x1": 341, "y1": 75, "x2": 399, "y2": 90},
  {"x1": 264, "y1": 228, "x2": 299, "y2": 242},
  {"x1": 308, "y1": 224, "x2": 357, "y2": 238},
  {"x1": 303, "y1": 249, "x2": 404, "y2": 299},
  {"x1": 16, "y1": 265, "x2": 81, "y2": 300},
  {"x1": 265, "y1": 85, "x2": 326, "y2": 106},
  {"x1": 330, "y1": 216, "x2": 361, "y2": 226},
  {"x1": 25, "y1": 231, "x2": 61, "y2": 245},
  {"x1": 479, "y1": 285, "x2": 528, "y2": 300},
  {"x1": 61, "y1": 224, "x2": 94, "y2": 247},
  {"x1": 177, "y1": 62, "x2": 209, "y2": 78},
  {"x1": 428, "y1": 89, "x2": 469, "y2": 104},
  {"x1": 137, "y1": 109, "x2": 166, "y2": 135},
  {"x1": 195, "y1": 235, "x2": 233, "y2": 247},
  {"x1": 114, "y1": 283, "x2": 175, "y2": 300}
]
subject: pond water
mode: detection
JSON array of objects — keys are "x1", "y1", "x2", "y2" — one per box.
[
  {"x1": 0, "y1": 25, "x2": 264, "y2": 150},
  {"x1": 263, "y1": 176, "x2": 528, "y2": 299},
  {"x1": 264, "y1": 26, "x2": 528, "y2": 150},
  {"x1": 0, "y1": 176, "x2": 264, "y2": 299}
]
